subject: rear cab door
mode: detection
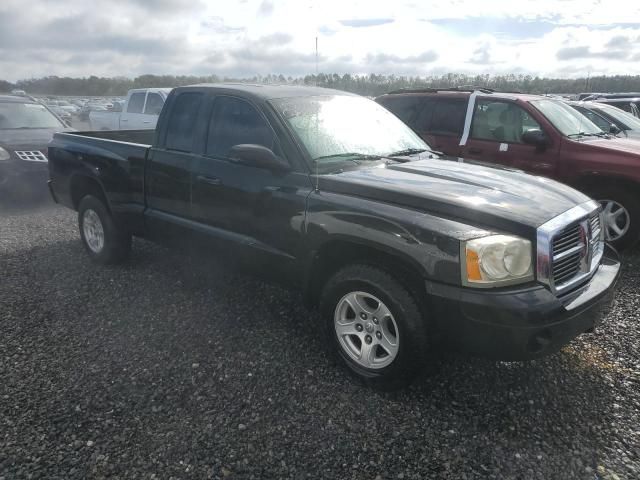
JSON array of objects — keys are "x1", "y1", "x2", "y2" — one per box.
[
  {"x1": 460, "y1": 98, "x2": 559, "y2": 176},
  {"x1": 144, "y1": 89, "x2": 207, "y2": 243},
  {"x1": 416, "y1": 96, "x2": 466, "y2": 155}
]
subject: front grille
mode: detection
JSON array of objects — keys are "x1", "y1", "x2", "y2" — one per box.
[
  {"x1": 550, "y1": 212, "x2": 602, "y2": 290},
  {"x1": 14, "y1": 150, "x2": 47, "y2": 162}
]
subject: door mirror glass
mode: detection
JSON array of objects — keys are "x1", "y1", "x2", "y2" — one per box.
[
  {"x1": 521, "y1": 129, "x2": 548, "y2": 148},
  {"x1": 228, "y1": 144, "x2": 290, "y2": 171},
  {"x1": 609, "y1": 123, "x2": 621, "y2": 134}
]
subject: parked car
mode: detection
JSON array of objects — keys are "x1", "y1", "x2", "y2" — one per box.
[
  {"x1": 79, "y1": 103, "x2": 108, "y2": 121},
  {"x1": 594, "y1": 98, "x2": 640, "y2": 118},
  {"x1": 48, "y1": 84, "x2": 620, "y2": 389},
  {"x1": 0, "y1": 95, "x2": 73, "y2": 198},
  {"x1": 376, "y1": 88, "x2": 640, "y2": 249},
  {"x1": 48, "y1": 106, "x2": 73, "y2": 125},
  {"x1": 89, "y1": 88, "x2": 170, "y2": 130},
  {"x1": 568, "y1": 101, "x2": 640, "y2": 140}
]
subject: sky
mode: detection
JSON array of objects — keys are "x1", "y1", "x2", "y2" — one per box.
[{"x1": 0, "y1": 0, "x2": 639, "y2": 81}]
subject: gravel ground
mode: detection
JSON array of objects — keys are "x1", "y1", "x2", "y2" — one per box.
[{"x1": 1, "y1": 200, "x2": 639, "y2": 480}]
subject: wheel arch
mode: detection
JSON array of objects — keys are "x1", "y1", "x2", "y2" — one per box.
[
  {"x1": 70, "y1": 174, "x2": 110, "y2": 212},
  {"x1": 303, "y1": 238, "x2": 429, "y2": 313}
]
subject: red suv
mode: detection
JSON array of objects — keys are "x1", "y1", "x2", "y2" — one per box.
[{"x1": 376, "y1": 88, "x2": 640, "y2": 249}]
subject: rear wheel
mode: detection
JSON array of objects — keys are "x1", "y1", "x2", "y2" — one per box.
[
  {"x1": 320, "y1": 264, "x2": 430, "y2": 390},
  {"x1": 78, "y1": 195, "x2": 131, "y2": 264},
  {"x1": 589, "y1": 186, "x2": 639, "y2": 250}
]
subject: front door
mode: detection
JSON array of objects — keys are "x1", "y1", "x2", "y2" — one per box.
[
  {"x1": 190, "y1": 95, "x2": 312, "y2": 276},
  {"x1": 460, "y1": 99, "x2": 557, "y2": 177}
]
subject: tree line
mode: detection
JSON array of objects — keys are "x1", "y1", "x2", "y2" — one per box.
[{"x1": 3, "y1": 73, "x2": 640, "y2": 97}]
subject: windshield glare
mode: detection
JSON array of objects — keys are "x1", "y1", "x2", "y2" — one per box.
[
  {"x1": 270, "y1": 95, "x2": 429, "y2": 165},
  {"x1": 0, "y1": 102, "x2": 64, "y2": 129},
  {"x1": 531, "y1": 99, "x2": 601, "y2": 136},
  {"x1": 594, "y1": 104, "x2": 640, "y2": 130}
]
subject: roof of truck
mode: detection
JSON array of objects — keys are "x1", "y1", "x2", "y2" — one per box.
[{"x1": 182, "y1": 83, "x2": 356, "y2": 100}]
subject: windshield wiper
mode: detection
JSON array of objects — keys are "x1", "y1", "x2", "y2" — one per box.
[
  {"x1": 387, "y1": 148, "x2": 441, "y2": 157},
  {"x1": 313, "y1": 152, "x2": 383, "y2": 162},
  {"x1": 567, "y1": 132, "x2": 609, "y2": 139}
]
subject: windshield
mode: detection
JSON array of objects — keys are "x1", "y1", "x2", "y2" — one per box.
[
  {"x1": 531, "y1": 99, "x2": 601, "y2": 136},
  {"x1": 593, "y1": 103, "x2": 640, "y2": 130},
  {"x1": 0, "y1": 102, "x2": 64, "y2": 129},
  {"x1": 270, "y1": 95, "x2": 428, "y2": 167}
]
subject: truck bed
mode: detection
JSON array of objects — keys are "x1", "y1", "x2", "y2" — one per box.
[
  {"x1": 48, "y1": 130, "x2": 153, "y2": 234},
  {"x1": 67, "y1": 129, "x2": 155, "y2": 146}
]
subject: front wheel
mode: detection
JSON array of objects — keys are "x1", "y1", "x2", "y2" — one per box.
[
  {"x1": 78, "y1": 195, "x2": 131, "y2": 264},
  {"x1": 590, "y1": 186, "x2": 639, "y2": 250},
  {"x1": 320, "y1": 264, "x2": 430, "y2": 390}
]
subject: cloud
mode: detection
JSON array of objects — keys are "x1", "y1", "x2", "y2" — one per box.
[
  {"x1": 556, "y1": 45, "x2": 629, "y2": 60},
  {"x1": 259, "y1": 33, "x2": 293, "y2": 47},
  {"x1": 257, "y1": 0, "x2": 274, "y2": 17},
  {"x1": 365, "y1": 51, "x2": 438, "y2": 64},
  {"x1": 469, "y1": 44, "x2": 491, "y2": 64},
  {"x1": 201, "y1": 16, "x2": 245, "y2": 34},
  {"x1": 340, "y1": 18, "x2": 394, "y2": 28},
  {"x1": 606, "y1": 35, "x2": 631, "y2": 48},
  {"x1": 429, "y1": 16, "x2": 556, "y2": 39}
]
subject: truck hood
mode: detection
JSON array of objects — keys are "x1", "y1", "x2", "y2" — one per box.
[
  {"x1": 580, "y1": 136, "x2": 640, "y2": 156},
  {"x1": 318, "y1": 157, "x2": 590, "y2": 231}
]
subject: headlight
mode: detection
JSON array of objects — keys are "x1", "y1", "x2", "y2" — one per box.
[
  {"x1": 462, "y1": 235, "x2": 533, "y2": 287},
  {"x1": 0, "y1": 147, "x2": 10, "y2": 161}
]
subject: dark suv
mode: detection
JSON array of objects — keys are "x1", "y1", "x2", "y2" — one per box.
[{"x1": 376, "y1": 88, "x2": 640, "y2": 249}]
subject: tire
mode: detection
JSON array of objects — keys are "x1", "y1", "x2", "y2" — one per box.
[
  {"x1": 319, "y1": 264, "x2": 430, "y2": 390},
  {"x1": 78, "y1": 195, "x2": 131, "y2": 264},
  {"x1": 588, "y1": 186, "x2": 640, "y2": 250}
]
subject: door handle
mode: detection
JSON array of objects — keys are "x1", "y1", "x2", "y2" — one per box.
[
  {"x1": 121, "y1": 119, "x2": 128, "y2": 122},
  {"x1": 468, "y1": 147, "x2": 482, "y2": 154},
  {"x1": 143, "y1": 120, "x2": 151, "y2": 124},
  {"x1": 196, "y1": 175, "x2": 222, "y2": 186}
]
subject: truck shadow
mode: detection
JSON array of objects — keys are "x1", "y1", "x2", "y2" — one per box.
[{"x1": 1, "y1": 234, "x2": 630, "y2": 477}]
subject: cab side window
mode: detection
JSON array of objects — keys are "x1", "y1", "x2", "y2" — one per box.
[
  {"x1": 471, "y1": 100, "x2": 542, "y2": 143},
  {"x1": 165, "y1": 92, "x2": 203, "y2": 152},
  {"x1": 144, "y1": 93, "x2": 164, "y2": 115},
  {"x1": 378, "y1": 96, "x2": 424, "y2": 128},
  {"x1": 206, "y1": 97, "x2": 279, "y2": 158},
  {"x1": 127, "y1": 93, "x2": 145, "y2": 113},
  {"x1": 429, "y1": 98, "x2": 466, "y2": 136}
]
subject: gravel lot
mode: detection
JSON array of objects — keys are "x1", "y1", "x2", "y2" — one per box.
[{"x1": 1, "y1": 200, "x2": 639, "y2": 480}]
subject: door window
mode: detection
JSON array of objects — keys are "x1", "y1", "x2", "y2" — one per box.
[
  {"x1": 206, "y1": 97, "x2": 277, "y2": 157},
  {"x1": 429, "y1": 98, "x2": 466, "y2": 136},
  {"x1": 377, "y1": 96, "x2": 424, "y2": 127},
  {"x1": 471, "y1": 100, "x2": 542, "y2": 143},
  {"x1": 144, "y1": 93, "x2": 164, "y2": 115},
  {"x1": 574, "y1": 107, "x2": 610, "y2": 131},
  {"x1": 165, "y1": 92, "x2": 203, "y2": 152},
  {"x1": 127, "y1": 93, "x2": 145, "y2": 113}
]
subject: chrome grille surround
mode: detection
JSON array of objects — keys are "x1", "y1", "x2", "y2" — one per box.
[
  {"x1": 14, "y1": 150, "x2": 48, "y2": 162},
  {"x1": 537, "y1": 200, "x2": 605, "y2": 295}
]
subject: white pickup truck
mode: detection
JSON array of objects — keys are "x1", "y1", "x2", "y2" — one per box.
[{"x1": 89, "y1": 88, "x2": 171, "y2": 130}]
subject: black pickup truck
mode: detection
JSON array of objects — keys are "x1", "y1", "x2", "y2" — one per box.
[{"x1": 48, "y1": 84, "x2": 620, "y2": 389}]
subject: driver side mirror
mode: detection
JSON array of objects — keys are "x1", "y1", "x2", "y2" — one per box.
[
  {"x1": 521, "y1": 129, "x2": 549, "y2": 150},
  {"x1": 609, "y1": 124, "x2": 621, "y2": 135},
  {"x1": 228, "y1": 144, "x2": 290, "y2": 172}
]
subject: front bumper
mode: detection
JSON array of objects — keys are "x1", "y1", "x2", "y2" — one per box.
[{"x1": 426, "y1": 245, "x2": 621, "y2": 360}]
